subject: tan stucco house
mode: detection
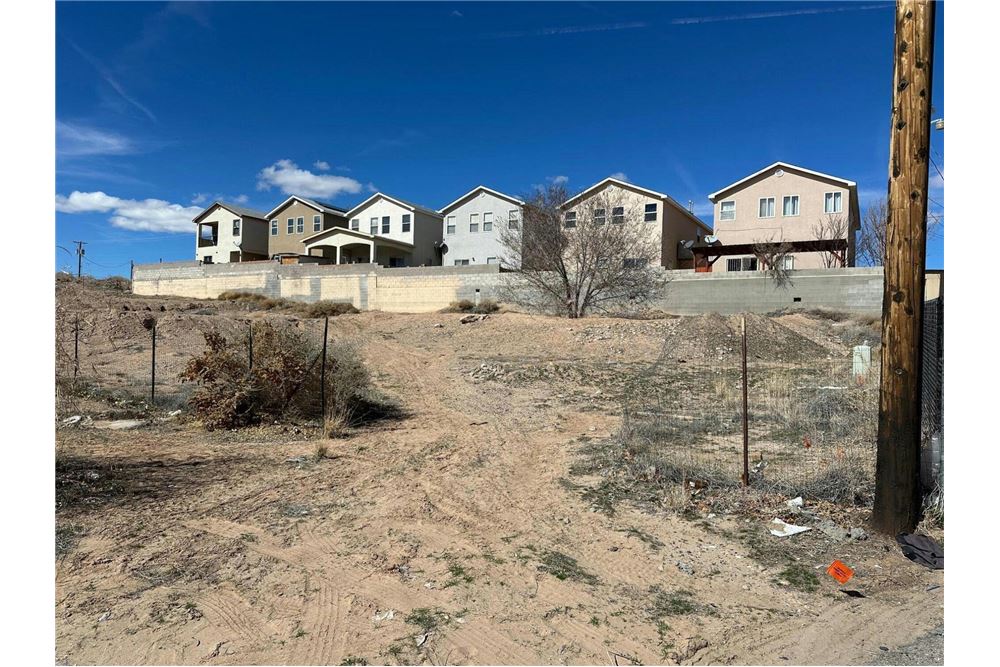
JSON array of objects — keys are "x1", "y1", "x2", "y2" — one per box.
[
  {"x1": 193, "y1": 201, "x2": 270, "y2": 264},
  {"x1": 264, "y1": 195, "x2": 349, "y2": 259},
  {"x1": 560, "y1": 177, "x2": 713, "y2": 269},
  {"x1": 707, "y1": 162, "x2": 860, "y2": 271},
  {"x1": 301, "y1": 192, "x2": 443, "y2": 267}
]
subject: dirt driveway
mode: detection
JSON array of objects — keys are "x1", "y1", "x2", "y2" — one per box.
[{"x1": 55, "y1": 305, "x2": 943, "y2": 665}]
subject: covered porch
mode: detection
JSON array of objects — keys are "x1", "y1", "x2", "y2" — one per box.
[{"x1": 302, "y1": 227, "x2": 415, "y2": 267}]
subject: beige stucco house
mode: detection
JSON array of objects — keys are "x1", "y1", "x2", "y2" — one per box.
[
  {"x1": 301, "y1": 192, "x2": 443, "y2": 267},
  {"x1": 264, "y1": 195, "x2": 350, "y2": 258},
  {"x1": 707, "y1": 162, "x2": 860, "y2": 272},
  {"x1": 560, "y1": 177, "x2": 713, "y2": 269},
  {"x1": 193, "y1": 201, "x2": 270, "y2": 264}
]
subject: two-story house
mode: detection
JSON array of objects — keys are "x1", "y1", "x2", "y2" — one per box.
[
  {"x1": 193, "y1": 201, "x2": 270, "y2": 264},
  {"x1": 560, "y1": 177, "x2": 713, "y2": 268},
  {"x1": 302, "y1": 192, "x2": 443, "y2": 267},
  {"x1": 263, "y1": 195, "x2": 349, "y2": 259},
  {"x1": 438, "y1": 186, "x2": 524, "y2": 266},
  {"x1": 707, "y1": 162, "x2": 860, "y2": 271}
]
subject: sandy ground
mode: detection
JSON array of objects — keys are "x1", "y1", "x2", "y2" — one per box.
[{"x1": 55, "y1": 283, "x2": 943, "y2": 665}]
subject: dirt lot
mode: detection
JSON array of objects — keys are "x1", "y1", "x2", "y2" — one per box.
[{"x1": 55, "y1": 280, "x2": 943, "y2": 665}]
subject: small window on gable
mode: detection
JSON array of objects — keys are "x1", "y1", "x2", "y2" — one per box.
[
  {"x1": 271, "y1": 219, "x2": 278, "y2": 236},
  {"x1": 612, "y1": 207, "x2": 625, "y2": 224},
  {"x1": 296, "y1": 217, "x2": 304, "y2": 233},
  {"x1": 644, "y1": 203, "x2": 657, "y2": 222},
  {"x1": 402, "y1": 214, "x2": 411, "y2": 233},
  {"x1": 508, "y1": 210, "x2": 519, "y2": 229},
  {"x1": 382, "y1": 216, "x2": 390, "y2": 234},
  {"x1": 370, "y1": 217, "x2": 378, "y2": 235},
  {"x1": 758, "y1": 198, "x2": 775, "y2": 218},
  {"x1": 313, "y1": 214, "x2": 322, "y2": 232},
  {"x1": 594, "y1": 208, "x2": 606, "y2": 224},
  {"x1": 720, "y1": 201, "x2": 735, "y2": 221},
  {"x1": 351, "y1": 218, "x2": 359, "y2": 231},
  {"x1": 782, "y1": 196, "x2": 800, "y2": 217},
  {"x1": 564, "y1": 211, "x2": 577, "y2": 228},
  {"x1": 232, "y1": 219, "x2": 241, "y2": 236},
  {"x1": 469, "y1": 213, "x2": 479, "y2": 233},
  {"x1": 287, "y1": 218, "x2": 294, "y2": 234},
  {"x1": 446, "y1": 215, "x2": 456, "y2": 234},
  {"x1": 824, "y1": 192, "x2": 843, "y2": 214},
  {"x1": 483, "y1": 212, "x2": 493, "y2": 231}
]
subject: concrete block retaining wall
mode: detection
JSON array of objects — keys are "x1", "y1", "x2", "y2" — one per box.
[{"x1": 133, "y1": 261, "x2": 886, "y2": 315}]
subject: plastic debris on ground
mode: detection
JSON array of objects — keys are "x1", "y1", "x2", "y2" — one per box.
[{"x1": 769, "y1": 518, "x2": 812, "y2": 537}]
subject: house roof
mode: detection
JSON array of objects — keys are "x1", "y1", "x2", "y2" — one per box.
[
  {"x1": 192, "y1": 201, "x2": 269, "y2": 223},
  {"x1": 343, "y1": 192, "x2": 443, "y2": 219},
  {"x1": 561, "y1": 177, "x2": 713, "y2": 234},
  {"x1": 301, "y1": 225, "x2": 415, "y2": 249},
  {"x1": 438, "y1": 185, "x2": 525, "y2": 214},
  {"x1": 708, "y1": 162, "x2": 858, "y2": 202},
  {"x1": 264, "y1": 195, "x2": 348, "y2": 219}
]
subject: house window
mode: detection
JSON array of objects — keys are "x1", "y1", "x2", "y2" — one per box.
[
  {"x1": 470, "y1": 213, "x2": 479, "y2": 233},
  {"x1": 382, "y1": 216, "x2": 390, "y2": 234},
  {"x1": 313, "y1": 215, "x2": 322, "y2": 232},
  {"x1": 296, "y1": 217, "x2": 304, "y2": 233},
  {"x1": 758, "y1": 198, "x2": 775, "y2": 218},
  {"x1": 720, "y1": 201, "x2": 735, "y2": 221},
  {"x1": 370, "y1": 217, "x2": 378, "y2": 235},
  {"x1": 727, "y1": 257, "x2": 759, "y2": 272},
  {"x1": 487, "y1": 257, "x2": 499, "y2": 265},
  {"x1": 508, "y1": 210, "x2": 519, "y2": 229},
  {"x1": 203, "y1": 256, "x2": 213, "y2": 264},
  {"x1": 454, "y1": 259, "x2": 469, "y2": 266},
  {"x1": 782, "y1": 254, "x2": 795, "y2": 270},
  {"x1": 624, "y1": 257, "x2": 648, "y2": 269},
  {"x1": 351, "y1": 218, "x2": 359, "y2": 231},
  {"x1": 824, "y1": 192, "x2": 843, "y2": 213},
  {"x1": 594, "y1": 208, "x2": 606, "y2": 224},
  {"x1": 483, "y1": 212, "x2": 493, "y2": 231},
  {"x1": 232, "y1": 219, "x2": 241, "y2": 236},
  {"x1": 782, "y1": 196, "x2": 800, "y2": 217},
  {"x1": 564, "y1": 211, "x2": 577, "y2": 228},
  {"x1": 644, "y1": 203, "x2": 657, "y2": 222},
  {"x1": 287, "y1": 218, "x2": 294, "y2": 234},
  {"x1": 271, "y1": 219, "x2": 278, "y2": 236},
  {"x1": 447, "y1": 215, "x2": 456, "y2": 234},
  {"x1": 612, "y1": 207, "x2": 625, "y2": 224},
  {"x1": 402, "y1": 214, "x2": 411, "y2": 232}
]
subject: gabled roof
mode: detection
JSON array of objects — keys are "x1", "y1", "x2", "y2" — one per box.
[
  {"x1": 301, "y1": 225, "x2": 414, "y2": 248},
  {"x1": 192, "y1": 201, "x2": 269, "y2": 223},
  {"x1": 438, "y1": 185, "x2": 525, "y2": 214},
  {"x1": 343, "y1": 192, "x2": 443, "y2": 219},
  {"x1": 708, "y1": 162, "x2": 857, "y2": 202},
  {"x1": 562, "y1": 177, "x2": 713, "y2": 234},
  {"x1": 264, "y1": 195, "x2": 348, "y2": 219}
]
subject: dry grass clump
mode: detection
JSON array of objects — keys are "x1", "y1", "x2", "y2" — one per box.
[
  {"x1": 217, "y1": 291, "x2": 358, "y2": 318},
  {"x1": 179, "y1": 321, "x2": 381, "y2": 430},
  {"x1": 442, "y1": 299, "x2": 500, "y2": 314}
]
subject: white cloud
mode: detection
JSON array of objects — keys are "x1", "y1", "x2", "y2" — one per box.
[
  {"x1": 451, "y1": 10, "x2": 463, "y2": 17},
  {"x1": 256, "y1": 159, "x2": 364, "y2": 199},
  {"x1": 313, "y1": 160, "x2": 330, "y2": 171},
  {"x1": 929, "y1": 171, "x2": 944, "y2": 192},
  {"x1": 548, "y1": 175, "x2": 569, "y2": 185},
  {"x1": 609, "y1": 172, "x2": 629, "y2": 182},
  {"x1": 192, "y1": 192, "x2": 249, "y2": 206},
  {"x1": 57, "y1": 121, "x2": 135, "y2": 157},
  {"x1": 56, "y1": 190, "x2": 201, "y2": 233}
]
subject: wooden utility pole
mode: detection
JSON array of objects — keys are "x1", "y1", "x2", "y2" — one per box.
[{"x1": 872, "y1": 0, "x2": 936, "y2": 535}]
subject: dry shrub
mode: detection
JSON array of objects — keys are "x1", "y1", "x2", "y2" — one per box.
[
  {"x1": 217, "y1": 292, "x2": 358, "y2": 318},
  {"x1": 442, "y1": 299, "x2": 499, "y2": 314},
  {"x1": 179, "y1": 321, "x2": 378, "y2": 430}
]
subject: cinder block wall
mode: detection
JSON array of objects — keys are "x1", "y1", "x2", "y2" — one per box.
[{"x1": 133, "y1": 261, "x2": 887, "y2": 315}]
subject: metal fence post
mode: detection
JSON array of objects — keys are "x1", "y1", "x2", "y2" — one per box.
[
  {"x1": 320, "y1": 316, "x2": 329, "y2": 418},
  {"x1": 150, "y1": 320, "x2": 157, "y2": 407},
  {"x1": 248, "y1": 320, "x2": 254, "y2": 373},
  {"x1": 73, "y1": 315, "x2": 80, "y2": 381},
  {"x1": 741, "y1": 316, "x2": 749, "y2": 487}
]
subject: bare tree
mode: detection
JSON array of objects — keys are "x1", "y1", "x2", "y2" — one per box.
[
  {"x1": 812, "y1": 214, "x2": 851, "y2": 268},
  {"x1": 498, "y1": 183, "x2": 668, "y2": 318},
  {"x1": 751, "y1": 240, "x2": 794, "y2": 288},
  {"x1": 857, "y1": 197, "x2": 942, "y2": 267}
]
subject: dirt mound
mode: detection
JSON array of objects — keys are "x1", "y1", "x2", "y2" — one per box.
[{"x1": 663, "y1": 312, "x2": 832, "y2": 364}]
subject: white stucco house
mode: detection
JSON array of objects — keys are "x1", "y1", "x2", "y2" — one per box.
[
  {"x1": 193, "y1": 201, "x2": 270, "y2": 264},
  {"x1": 438, "y1": 186, "x2": 524, "y2": 266},
  {"x1": 301, "y1": 192, "x2": 443, "y2": 266}
]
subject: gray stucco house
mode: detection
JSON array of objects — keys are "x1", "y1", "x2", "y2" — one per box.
[{"x1": 438, "y1": 186, "x2": 524, "y2": 266}]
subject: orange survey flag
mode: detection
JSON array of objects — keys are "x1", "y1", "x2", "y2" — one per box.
[{"x1": 827, "y1": 560, "x2": 854, "y2": 584}]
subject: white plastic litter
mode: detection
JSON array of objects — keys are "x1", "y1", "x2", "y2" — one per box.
[
  {"x1": 786, "y1": 497, "x2": 804, "y2": 509},
  {"x1": 769, "y1": 518, "x2": 812, "y2": 537},
  {"x1": 372, "y1": 609, "x2": 395, "y2": 623}
]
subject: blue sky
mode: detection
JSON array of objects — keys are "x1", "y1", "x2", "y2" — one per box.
[{"x1": 55, "y1": 1, "x2": 944, "y2": 275}]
